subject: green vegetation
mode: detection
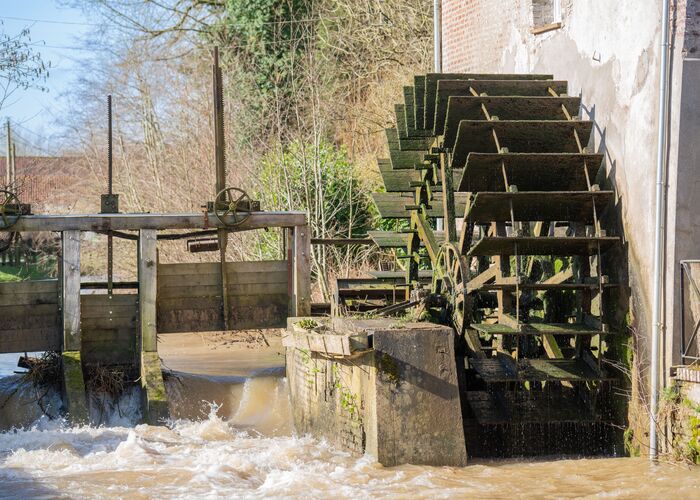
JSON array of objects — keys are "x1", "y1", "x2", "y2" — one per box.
[
  {"x1": 296, "y1": 318, "x2": 319, "y2": 330},
  {"x1": 0, "y1": 261, "x2": 54, "y2": 282}
]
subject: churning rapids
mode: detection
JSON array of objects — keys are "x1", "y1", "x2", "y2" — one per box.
[{"x1": 1, "y1": 352, "x2": 699, "y2": 499}]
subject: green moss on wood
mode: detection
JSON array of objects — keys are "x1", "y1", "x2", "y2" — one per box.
[{"x1": 61, "y1": 350, "x2": 88, "y2": 424}]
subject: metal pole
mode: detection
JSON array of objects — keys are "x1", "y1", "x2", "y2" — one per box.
[
  {"x1": 107, "y1": 95, "x2": 114, "y2": 295},
  {"x1": 10, "y1": 142, "x2": 16, "y2": 188},
  {"x1": 433, "y1": 0, "x2": 442, "y2": 72},
  {"x1": 5, "y1": 120, "x2": 10, "y2": 187},
  {"x1": 434, "y1": 0, "x2": 444, "y2": 232},
  {"x1": 650, "y1": 0, "x2": 671, "y2": 461},
  {"x1": 212, "y1": 47, "x2": 231, "y2": 330}
]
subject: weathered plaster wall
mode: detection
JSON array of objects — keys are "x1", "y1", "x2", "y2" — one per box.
[{"x1": 442, "y1": 0, "x2": 700, "y2": 381}]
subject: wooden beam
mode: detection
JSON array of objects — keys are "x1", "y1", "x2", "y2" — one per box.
[
  {"x1": 62, "y1": 230, "x2": 81, "y2": 351},
  {"x1": 7, "y1": 211, "x2": 306, "y2": 232},
  {"x1": 139, "y1": 229, "x2": 157, "y2": 352},
  {"x1": 60, "y1": 230, "x2": 87, "y2": 423},
  {"x1": 294, "y1": 225, "x2": 311, "y2": 316}
]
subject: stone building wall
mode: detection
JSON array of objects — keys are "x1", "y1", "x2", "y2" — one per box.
[{"x1": 440, "y1": 0, "x2": 700, "y2": 382}]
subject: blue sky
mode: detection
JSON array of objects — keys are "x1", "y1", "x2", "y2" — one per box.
[{"x1": 1, "y1": 0, "x2": 95, "y2": 154}]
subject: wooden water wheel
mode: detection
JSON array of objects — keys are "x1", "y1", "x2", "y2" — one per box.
[{"x1": 365, "y1": 73, "x2": 622, "y2": 456}]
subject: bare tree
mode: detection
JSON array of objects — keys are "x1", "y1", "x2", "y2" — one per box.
[{"x1": 0, "y1": 21, "x2": 50, "y2": 112}]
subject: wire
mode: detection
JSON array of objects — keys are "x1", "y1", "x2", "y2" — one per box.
[{"x1": 0, "y1": 15, "x2": 97, "y2": 27}]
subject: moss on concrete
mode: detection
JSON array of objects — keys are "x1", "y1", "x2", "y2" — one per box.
[
  {"x1": 140, "y1": 352, "x2": 169, "y2": 425},
  {"x1": 61, "y1": 350, "x2": 88, "y2": 424}
]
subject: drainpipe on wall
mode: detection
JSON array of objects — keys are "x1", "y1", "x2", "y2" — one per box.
[
  {"x1": 434, "y1": 0, "x2": 442, "y2": 72},
  {"x1": 434, "y1": 0, "x2": 443, "y2": 231},
  {"x1": 650, "y1": 0, "x2": 672, "y2": 461}
]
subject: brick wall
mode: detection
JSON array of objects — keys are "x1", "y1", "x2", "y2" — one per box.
[{"x1": 441, "y1": 0, "x2": 520, "y2": 72}]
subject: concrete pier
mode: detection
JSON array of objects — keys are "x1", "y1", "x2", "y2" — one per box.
[{"x1": 284, "y1": 317, "x2": 467, "y2": 466}]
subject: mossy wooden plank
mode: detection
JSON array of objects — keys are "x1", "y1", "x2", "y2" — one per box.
[
  {"x1": 468, "y1": 236, "x2": 619, "y2": 256},
  {"x1": 367, "y1": 230, "x2": 410, "y2": 248},
  {"x1": 388, "y1": 147, "x2": 425, "y2": 170},
  {"x1": 379, "y1": 168, "x2": 421, "y2": 191},
  {"x1": 366, "y1": 270, "x2": 433, "y2": 281},
  {"x1": 466, "y1": 191, "x2": 613, "y2": 223},
  {"x1": 450, "y1": 120, "x2": 594, "y2": 168},
  {"x1": 458, "y1": 153, "x2": 604, "y2": 192},
  {"x1": 424, "y1": 73, "x2": 554, "y2": 130},
  {"x1": 372, "y1": 192, "x2": 468, "y2": 218},
  {"x1": 395, "y1": 104, "x2": 408, "y2": 139},
  {"x1": 470, "y1": 357, "x2": 603, "y2": 382},
  {"x1": 470, "y1": 322, "x2": 606, "y2": 335},
  {"x1": 439, "y1": 96, "x2": 581, "y2": 136},
  {"x1": 403, "y1": 86, "x2": 432, "y2": 137},
  {"x1": 414, "y1": 75, "x2": 426, "y2": 128},
  {"x1": 61, "y1": 350, "x2": 88, "y2": 424}
]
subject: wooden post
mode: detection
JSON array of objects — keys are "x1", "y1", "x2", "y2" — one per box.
[
  {"x1": 293, "y1": 224, "x2": 311, "y2": 316},
  {"x1": 286, "y1": 227, "x2": 295, "y2": 315},
  {"x1": 60, "y1": 230, "x2": 88, "y2": 423},
  {"x1": 138, "y1": 229, "x2": 168, "y2": 424},
  {"x1": 139, "y1": 230, "x2": 157, "y2": 352}
]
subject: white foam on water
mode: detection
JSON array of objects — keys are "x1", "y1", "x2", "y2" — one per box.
[{"x1": 1, "y1": 372, "x2": 700, "y2": 498}]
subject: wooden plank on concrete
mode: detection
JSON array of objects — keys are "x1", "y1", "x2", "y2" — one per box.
[
  {"x1": 449, "y1": 121, "x2": 594, "y2": 167},
  {"x1": 458, "y1": 153, "x2": 604, "y2": 192},
  {"x1": 62, "y1": 230, "x2": 81, "y2": 351}
]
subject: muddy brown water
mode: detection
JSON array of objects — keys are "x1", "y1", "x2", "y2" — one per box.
[{"x1": 1, "y1": 339, "x2": 699, "y2": 499}]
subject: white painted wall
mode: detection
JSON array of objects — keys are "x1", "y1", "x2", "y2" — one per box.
[{"x1": 443, "y1": 0, "x2": 700, "y2": 378}]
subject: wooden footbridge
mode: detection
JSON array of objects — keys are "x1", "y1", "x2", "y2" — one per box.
[{"x1": 340, "y1": 72, "x2": 624, "y2": 456}]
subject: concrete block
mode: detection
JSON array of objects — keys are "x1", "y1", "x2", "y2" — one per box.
[
  {"x1": 140, "y1": 351, "x2": 169, "y2": 425},
  {"x1": 61, "y1": 350, "x2": 88, "y2": 424},
  {"x1": 286, "y1": 318, "x2": 467, "y2": 466}
]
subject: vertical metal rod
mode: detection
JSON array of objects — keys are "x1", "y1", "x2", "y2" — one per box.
[
  {"x1": 650, "y1": 0, "x2": 671, "y2": 461},
  {"x1": 107, "y1": 95, "x2": 114, "y2": 295},
  {"x1": 212, "y1": 46, "x2": 231, "y2": 330},
  {"x1": 10, "y1": 143, "x2": 16, "y2": 188},
  {"x1": 433, "y1": 0, "x2": 442, "y2": 72},
  {"x1": 5, "y1": 120, "x2": 11, "y2": 187},
  {"x1": 680, "y1": 262, "x2": 685, "y2": 362},
  {"x1": 108, "y1": 95, "x2": 113, "y2": 195}
]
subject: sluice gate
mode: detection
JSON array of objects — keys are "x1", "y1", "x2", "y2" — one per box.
[{"x1": 0, "y1": 212, "x2": 311, "y2": 424}]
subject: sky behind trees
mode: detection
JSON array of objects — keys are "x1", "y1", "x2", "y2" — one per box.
[{"x1": 1, "y1": 1, "x2": 93, "y2": 153}]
